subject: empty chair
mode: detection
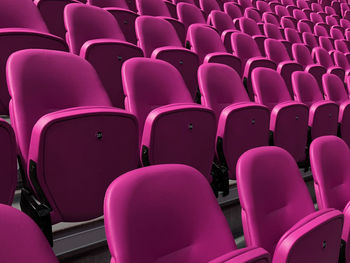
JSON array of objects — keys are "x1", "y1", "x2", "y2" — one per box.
[
  {"x1": 136, "y1": 0, "x2": 185, "y2": 43},
  {"x1": 334, "y1": 40, "x2": 350, "y2": 62},
  {"x1": 198, "y1": 63, "x2": 270, "y2": 179},
  {"x1": 104, "y1": 164, "x2": 271, "y2": 263},
  {"x1": 280, "y1": 16, "x2": 296, "y2": 29},
  {"x1": 177, "y1": 2, "x2": 206, "y2": 31},
  {"x1": 323, "y1": 74, "x2": 350, "y2": 146},
  {"x1": 326, "y1": 15, "x2": 339, "y2": 27},
  {"x1": 199, "y1": 0, "x2": 221, "y2": 16},
  {"x1": 256, "y1": 0, "x2": 272, "y2": 13},
  {"x1": 34, "y1": 0, "x2": 80, "y2": 39},
  {"x1": 223, "y1": 2, "x2": 243, "y2": 20},
  {"x1": 293, "y1": 9, "x2": 313, "y2": 29},
  {"x1": 319, "y1": 36, "x2": 334, "y2": 52},
  {"x1": 7, "y1": 49, "x2": 140, "y2": 245},
  {"x1": 310, "y1": 12, "x2": 325, "y2": 24},
  {"x1": 244, "y1": 7, "x2": 262, "y2": 23},
  {"x1": 292, "y1": 71, "x2": 338, "y2": 139},
  {"x1": 238, "y1": 0, "x2": 253, "y2": 10},
  {"x1": 252, "y1": 68, "x2": 308, "y2": 164},
  {"x1": 314, "y1": 23, "x2": 330, "y2": 37},
  {"x1": 0, "y1": 0, "x2": 68, "y2": 115},
  {"x1": 312, "y1": 47, "x2": 345, "y2": 81},
  {"x1": 303, "y1": 32, "x2": 319, "y2": 49},
  {"x1": 284, "y1": 28, "x2": 302, "y2": 44},
  {"x1": 0, "y1": 204, "x2": 59, "y2": 262},
  {"x1": 187, "y1": 24, "x2": 242, "y2": 77},
  {"x1": 265, "y1": 38, "x2": 303, "y2": 97},
  {"x1": 297, "y1": 20, "x2": 313, "y2": 34},
  {"x1": 122, "y1": 58, "x2": 217, "y2": 184},
  {"x1": 64, "y1": 4, "x2": 143, "y2": 108},
  {"x1": 237, "y1": 146, "x2": 344, "y2": 263},
  {"x1": 310, "y1": 136, "x2": 350, "y2": 262},
  {"x1": 0, "y1": 120, "x2": 16, "y2": 205},
  {"x1": 238, "y1": 17, "x2": 266, "y2": 55},
  {"x1": 333, "y1": 50, "x2": 350, "y2": 79},
  {"x1": 292, "y1": 43, "x2": 327, "y2": 90},
  {"x1": 262, "y1": 12, "x2": 280, "y2": 26},
  {"x1": 330, "y1": 27, "x2": 344, "y2": 40},
  {"x1": 231, "y1": 32, "x2": 276, "y2": 100},
  {"x1": 136, "y1": 16, "x2": 199, "y2": 99},
  {"x1": 263, "y1": 23, "x2": 291, "y2": 52},
  {"x1": 341, "y1": 18, "x2": 350, "y2": 30}
]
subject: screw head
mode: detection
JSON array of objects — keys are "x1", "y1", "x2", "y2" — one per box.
[
  {"x1": 96, "y1": 131, "x2": 103, "y2": 140},
  {"x1": 322, "y1": 240, "x2": 327, "y2": 249},
  {"x1": 179, "y1": 60, "x2": 183, "y2": 65},
  {"x1": 251, "y1": 119, "x2": 255, "y2": 124},
  {"x1": 296, "y1": 115, "x2": 299, "y2": 120},
  {"x1": 188, "y1": 123, "x2": 193, "y2": 130},
  {"x1": 117, "y1": 56, "x2": 123, "y2": 61}
]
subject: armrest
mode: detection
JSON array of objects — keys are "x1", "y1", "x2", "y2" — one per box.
[
  {"x1": 204, "y1": 52, "x2": 242, "y2": 77},
  {"x1": 273, "y1": 209, "x2": 343, "y2": 263},
  {"x1": 209, "y1": 247, "x2": 271, "y2": 263},
  {"x1": 80, "y1": 38, "x2": 143, "y2": 58}
]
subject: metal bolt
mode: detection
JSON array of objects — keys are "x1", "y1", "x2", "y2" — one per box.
[
  {"x1": 188, "y1": 123, "x2": 193, "y2": 130},
  {"x1": 322, "y1": 241, "x2": 327, "y2": 249},
  {"x1": 96, "y1": 131, "x2": 103, "y2": 140},
  {"x1": 179, "y1": 60, "x2": 183, "y2": 65},
  {"x1": 117, "y1": 56, "x2": 123, "y2": 61},
  {"x1": 251, "y1": 119, "x2": 255, "y2": 124},
  {"x1": 296, "y1": 115, "x2": 299, "y2": 120},
  {"x1": 123, "y1": 20, "x2": 128, "y2": 24}
]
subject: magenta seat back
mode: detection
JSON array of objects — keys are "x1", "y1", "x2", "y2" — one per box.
[
  {"x1": 285, "y1": 28, "x2": 302, "y2": 43},
  {"x1": 210, "y1": 10, "x2": 235, "y2": 34},
  {"x1": 310, "y1": 136, "x2": 350, "y2": 211},
  {"x1": 237, "y1": 146, "x2": 315, "y2": 255},
  {"x1": 199, "y1": 0, "x2": 221, "y2": 16},
  {"x1": 252, "y1": 68, "x2": 291, "y2": 110},
  {"x1": 224, "y1": 2, "x2": 242, "y2": 19},
  {"x1": 326, "y1": 16, "x2": 339, "y2": 26},
  {"x1": 341, "y1": 18, "x2": 350, "y2": 29},
  {"x1": 319, "y1": 36, "x2": 334, "y2": 51},
  {"x1": 0, "y1": 204, "x2": 58, "y2": 262},
  {"x1": 314, "y1": 24, "x2": 329, "y2": 37},
  {"x1": 330, "y1": 27, "x2": 344, "y2": 40},
  {"x1": 239, "y1": 17, "x2": 262, "y2": 36},
  {"x1": 275, "y1": 5, "x2": 290, "y2": 17},
  {"x1": 334, "y1": 50, "x2": 350, "y2": 70},
  {"x1": 292, "y1": 43, "x2": 314, "y2": 67},
  {"x1": 177, "y1": 2, "x2": 206, "y2": 30},
  {"x1": 303, "y1": 32, "x2": 318, "y2": 49},
  {"x1": 293, "y1": 9, "x2": 308, "y2": 20},
  {"x1": 7, "y1": 49, "x2": 112, "y2": 170},
  {"x1": 64, "y1": 4, "x2": 125, "y2": 55},
  {"x1": 323, "y1": 73, "x2": 348, "y2": 105},
  {"x1": 136, "y1": 16, "x2": 182, "y2": 57},
  {"x1": 198, "y1": 63, "x2": 250, "y2": 120},
  {"x1": 87, "y1": 0, "x2": 129, "y2": 8},
  {"x1": 0, "y1": 0, "x2": 48, "y2": 32},
  {"x1": 311, "y1": 3, "x2": 323, "y2": 12},
  {"x1": 245, "y1": 7, "x2": 262, "y2": 23},
  {"x1": 136, "y1": 0, "x2": 171, "y2": 17},
  {"x1": 122, "y1": 58, "x2": 193, "y2": 137},
  {"x1": 265, "y1": 38, "x2": 290, "y2": 64},
  {"x1": 281, "y1": 17, "x2": 296, "y2": 29},
  {"x1": 187, "y1": 24, "x2": 227, "y2": 63},
  {"x1": 310, "y1": 12, "x2": 324, "y2": 24},
  {"x1": 239, "y1": 0, "x2": 253, "y2": 9},
  {"x1": 104, "y1": 164, "x2": 236, "y2": 263},
  {"x1": 262, "y1": 13, "x2": 279, "y2": 26},
  {"x1": 291, "y1": 71, "x2": 323, "y2": 107},
  {"x1": 297, "y1": 20, "x2": 312, "y2": 34},
  {"x1": 334, "y1": 39, "x2": 350, "y2": 53},
  {"x1": 264, "y1": 23, "x2": 283, "y2": 40},
  {"x1": 231, "y1": 32, "x2": 261, "y2": 69},
  {"x1": 256, "y1": 0, "x2": 272, "y2": 13},
  {"x1": 312, "y1": 47, "x2": 334, "y2": 68}
]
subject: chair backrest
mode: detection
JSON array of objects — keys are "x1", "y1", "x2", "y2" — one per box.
[
  {"x1": 122, "y1": 57, "x2": 193, "y2": 137},
  {"x1": 239, "y1": 0, "x2": 253, "y2": 9},
  {"x1": 319, "y1": 36, "x2": 334, "y2": 51},
  {"x1": 310, "y1": 12, "x2": 324, "y2": 24},
  {"x1": 135, "y1": 16, "x2": 182, "y2": 58},
  {"x1": 199, "y1": 0, "x2": 221, "y2": 16},
  {"x1": 187, "y1": 24, "x2": 227, "y2": 63},
  {"x1": 104, "y1": 164, "x2": 236, "y2": 263},
  {"x1": 256, "y1": 0, "x2": 272, "y2": 13},
  {"x1": 333, "y1": 50, "x2": 350, "y2": 70},
  {"x1": 209, "y1": 10, "x2": 235, "y2": 35},
  {"x1": 237, "y1": 146, "x2": 315, "y2": 255},
  {"x1": 297, "y1": 0, "x2": 309, "y2": 9},
  {"x1": 0, "y1": 0, "x2": 48, "y2": 32},
  {"x1": 239, "y1": 17, "x2": 262, "y2": 36},
  {"x1": 311, "y1": 3, "x2": 323, "y2": 12},
  {"x1": 136, "y1": 0, "x2": 171, "y2": 17},
  {"x1": 302, "y1": 31, "x2": 318, "y2": 49},
  {"x1": 310, "y1": 136, "x2": 350, "y2": 211},
  {"x1": 340, "y1": 18, "x2": 350, "y2": 29},
  {"x1": 330, "y1": 27, "x2": 344, "y2": 39},
  {"x1": 87, "y1": 0, "x2": 129, "y2": 8},
  {"x1": 314, "y1": 24, "x2": 329, "y2": 37},
  {"x1": 0, "y1": 204, "x2": 59, "y2": 262},
  {"x1": 285, "y1": 28, "x2": 302, "y2": 43},
  {"x1": 7, "y1": 49, "x2": 112, "y2": 168},
  {"x1": 264, "y1": 23, "x2": 283, "y2": 39},
  {"x1": 265, "y1": 38, "x2": 291, "y2": 64},
  {"x1": 177, "y1": 2, "x2": 206, "y2": 30},
  {"x1": 292, "y1": 43, "x2": 314, "y2": 66},
  {"x1": 322, "y1": 73, "x2": 348, "y2": 105},
  {"x1": 245, "y1": 7, "x2": 262, "y2": 23},
  {"x1": 231, "y1": 32, "x2": 261, "y2": 68},
  {"x1": 291, "y1": 71, "x2": 323, "y2": 107},
  {"x1": 224, "y1": 2, "x2": 242, "y2": 19},
  {"x1": 262, "y1": 13, "x2": 279, "y2": 26},
  {"x1": 275, "y1": 5, "x2": 290, "y2": 17},
  {"x1": 64, "y1": 4, "x2": 125, "y2": 55},
  {"x1": 326, "y1": 15, "x2": 338, "y2": 26},
  {"x1": 293, "y1": 9, "x2": 308, "y2": 20},
  {"x1": 334, "y1": 39, "x2": 349, "y2": 53},
  {"x1": 198, "y1": 63, "x2": 250, "y2": 120},
  {"x1": 281, "y1": 16, "x2": 296, "y2": 29},
  {"x1": 297, "y1": 20, "x2": 312, "y2": 33},
  {"x1": 312, "y1": 47, "x2": 335, "y2": 68},
  {"x1": 251, "y1": 68, "x2": 291, "y2": 110}
]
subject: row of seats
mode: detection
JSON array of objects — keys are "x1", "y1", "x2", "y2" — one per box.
[{"x1": 3, "y1": 140, "x2": 350, "y2": 262}]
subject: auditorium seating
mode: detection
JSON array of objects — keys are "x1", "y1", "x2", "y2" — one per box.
[
  {"x1": 64, "y1": 3, "x2": 143, "y2": 108},
  {"x1": 7, "y1": 49, "x2": 139, "y2": 245},
  {"x1": 237, "y1": 146, "x2": 344, "y2": 263},
  {"x1": 0, "y1": 0, "x2": 68, "y2": 115},
  {"x1": 252, "y1": 68, "x2": 308, "y2": 165},
  {"x1": 0, "y1": 204, "x2": 58, "y2": 262},
  {"x1": 198, "y1": 63, "x2": 269, "y2": 180},
  {"x1": 310, "y1": 136, "x2": 350, "y2": 263},
  {"x1": 122, "y1": 57, "x2": 216, "y2": 183},
  {"x1": 104, "y1": 164, "x2": 271, "y2": 263}
]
